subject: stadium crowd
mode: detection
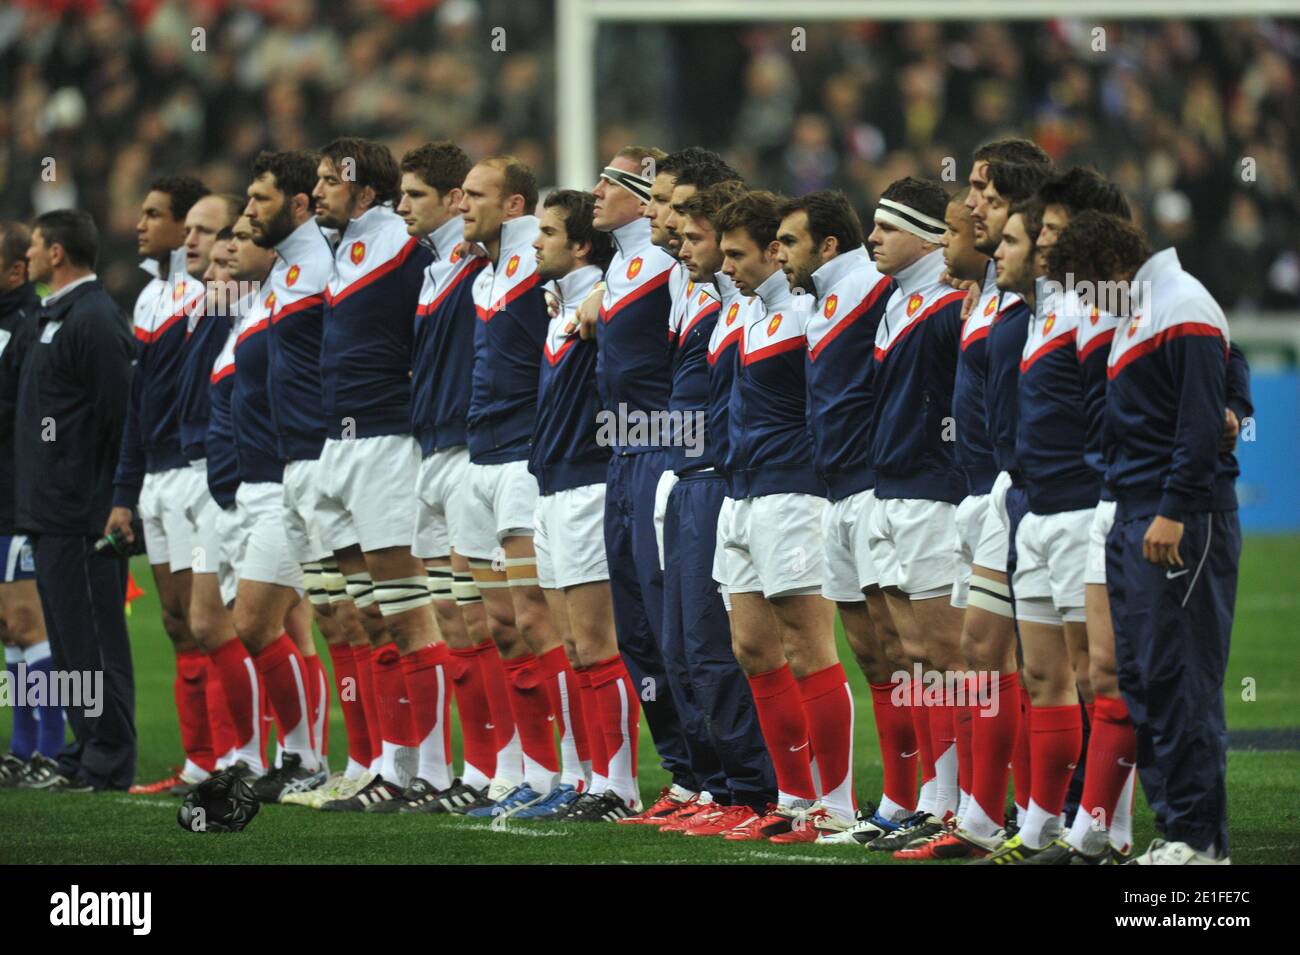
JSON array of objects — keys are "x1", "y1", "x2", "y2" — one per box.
[{"x1": 0, "y1": 4, "x2": 1297, "y2": 312}]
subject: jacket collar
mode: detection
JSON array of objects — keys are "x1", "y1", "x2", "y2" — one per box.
[
  {"x1": 41, "y1": 273, "x2": 98, "y2": 308},
  {"x1": 1133, "y1": 247, "x2": 1180, "y2": 286},
  {"x1": 423, "y1": 215, "x2": 465, "y2": 262},
  {"x1": 552, "y1": 264, "x2": 602, "y2": 308},
  {"x1": 276, "y1": 217, "x2": 329, "y2": 263},
  {"x1": 611, "y1": 216, "x2": 652, "y2": 257},
  {"x1": 140, "y1": 246, "x2": 187, "y2": 282},
  {"x1": 811, "y1": 246, "x2": 870, "y2": 298},
  {"x1": 982, "y1": 258, "x2": 998, "y2": 295},
  {"x1": 495, "y1": 215, "x2": 539, "y2": 263},
  {"x1": 894, "y1": 247, "x2": 945, "y2": 298},
  {"x1": 754, "y1": 267, "x2": 792, "y2": 312}
]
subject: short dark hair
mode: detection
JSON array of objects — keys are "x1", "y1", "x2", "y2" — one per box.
[
  {"x1": 0, "y1": 221, "x2": 30, "y2": 270},
  {"x1": 480, "y1": 155, "x2": 539, "y2": 216},
  {"x1": 672, "y1": 159, "x2": 745, "y2": 190},
  {"x1": 779, "y1": 190, "x2": 864, "y2": 253},
  {"x1": 148, "y1": 176, "x2": 210, "y2": 222},
  {"x1": 879, "y1": 177, "x2": 949, "y2": 224},
  {"x1": 215, "y1": 226, "x2": 235, "y2": 242},
  {"x1": 33, "y1": 209, "x2": 98, "y2": 269},
  {"x1": 986, "y1": 160, "x2": 1053, "y2": 204},
  {"x1": 320, "y1": 137, "x2": 401, "y2": 207},
  {"x1": 400, "y1": 141, "x2": 472, "y2": 196},
  {"x1": 251, "y1": 150, "x2": 318, "y2": 204},
  {"x1": 675, "y1": 180, "x2": 749, "y2": 227},
  {"x1": 1008, "y1": 197, "x2": 1045, "y2": 244},
  {"x1": 714, "y1": 190, "x2": 784, "y2": 247},
  {"x1": 1037, "y1": 166, "x2": 1131, "y2": 221},
  {"x1": 659, "y1": 147, "x2": 724, "y2": 176},
  {"x1": 1047, "y1": 210, "x2": 1151, "y2": 288},
  {"x1": 542, "y1": 189, "x2": 614, "y2": 271},
  {"x1": 974, "y1": 138, "x2": 1053, "y2": 168}
]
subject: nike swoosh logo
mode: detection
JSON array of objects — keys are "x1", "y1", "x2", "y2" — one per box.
[
  {"x1": 901, "y1": 750, "x2": 920, "y2": 758},
  {"x1": 1166, "y1": 569, "x2": 1189, "y2": 579},
  {"x1": 1066, "y1": 763, "x2": 1078, "y2": 770},
  {"x1": 398, "y1": 697, "x2": 411, "y2": 704},
  {"x1": 789, "y1": 742, "x2": 809, "y2": 753},
  {"x1": 485, "y1": 723, "x2": 495, "y2": 730},
  {"x1": 1118, "y1": 758, "x2": 1136, "y2": 768}
]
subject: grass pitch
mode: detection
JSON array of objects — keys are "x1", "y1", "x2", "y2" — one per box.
[{"x1": 3, "y1": 536, "x2": 1298, "y2": 865}]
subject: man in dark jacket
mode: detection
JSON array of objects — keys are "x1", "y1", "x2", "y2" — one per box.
[{"x1": 15, "y1": 209, "x2": 137, "y2": 791}]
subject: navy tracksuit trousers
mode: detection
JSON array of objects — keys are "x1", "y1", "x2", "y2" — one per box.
[
  {"x1": 1107, "y1": 508, "x2": 1240, "y2": 855},
  {"x1": 605, "y1": 450, "x2": 698, "y2": 790},
  {"x1": 663, "y1": 471, "x2": 775, "y2": 809}
]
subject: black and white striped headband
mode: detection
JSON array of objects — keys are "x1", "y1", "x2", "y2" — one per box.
[
  {"x1": 600, "y1": 165, "x2": 653, "y2": 203},
  {"x1": 874, "y1": 197, "x2": 946, "y2": 243}
]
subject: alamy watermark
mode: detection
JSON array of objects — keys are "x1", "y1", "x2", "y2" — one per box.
[
  {"x1": 0, "y1": 665, "x2": 102, "y2": 717},
  {"x1": 595, "y1": 404, "x2": 706, "y2": 458},
  {"x1": 889, "y1": 662, "x2": 1001, "y2": 717}
]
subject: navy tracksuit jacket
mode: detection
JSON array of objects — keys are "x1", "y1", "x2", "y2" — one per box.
[
  {"x1": 1103, "y1": 248, "x2": 1241, "y2": 856},
  {"x1": 663, "y1": 271, "x2": 775, "y2": 808}
]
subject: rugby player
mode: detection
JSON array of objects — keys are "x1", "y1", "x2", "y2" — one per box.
[
  {"x1": 858, "y1": 177, "x2": 967, "y2": 855},
  {"x1": 589, "y1": 147, "x2": 716, "y2": 824},
  {"x1": 1064, "y1": 211, "x2": 1241, "y2": 864},
  {"x1": 106, "y1": 176, "x2": 216, "y2": 795},
  {"x1": 0, "y1": 221, "x2": 63, "y2": 787},
  {"x1": 773, "y1": 191, "x2": 909, "y2": 845},
  {"x1": 244, "y1": 150, "x2": 378, "y2": 806},
  {"x1": 396, "y1": 141, "x2": 508, "y2": 813},
  {"x1": 308, "y1": 138, "x2": 456, "y2": 813},
  {"x1": 455, "y1": 155, "x2": 568, "y2": 817},
  {"x1": 711, "y1": 189, "x2": 852, "y2": 843},
  {"x1": 518, "y1": 189, "x2": 640, "y2": 822}
]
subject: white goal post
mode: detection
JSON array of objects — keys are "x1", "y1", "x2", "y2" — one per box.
[{"x1": 555, "y1": 0, "x2": 1299, "y2": 187}]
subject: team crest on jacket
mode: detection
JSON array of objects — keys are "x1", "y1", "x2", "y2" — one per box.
[
  {"x1": 725, "y1": 302, "x2": 739, "y2": 326},
  {"x1": 767, "y1": 313, "x2": 783, "y2": 335},
  {"x1": 1043, "y1": 312, "x2": 1055, "y2": 335},
  {"x1": 450, "y1": 249, "x2": 461, "y2": 264},
  {"x1": 506, "y1": 254, "x2": 520, "y2": 278},
  {"x1": 173, "y1": 281, "x2": 186, "y2": 303},
  {"x1": 1089, "y1": 305, "x2": 1100, "y2": 326},
  {"x1": 906, "y1": 292, "x2": 923, "y2": 317},
  {"x1": 350, "y1": 242, "x2": 365, "y2": 265},
  {"x1": 698, "y1": 290, "x2": 710, "y2": 306},
  {"x1": 823, "y1": 294, "x2": 838, "y2": 319},
  {"x1": 265, "y1": 291, "x2": 277, "y2": 312},
  {"x1": 984, "y1": 295, "x2": 997, "y2": 317},
  {"x1": 1128, "y1": 313, "x2": 1141, "y2": 337},
  {"x1": 626, "y1": 257, "x2": 643, "y2": 280},
  {"x1": 286, "y1": 264, "x2": 300, "y2": 287}
]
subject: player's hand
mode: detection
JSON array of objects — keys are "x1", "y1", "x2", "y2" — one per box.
[
  {"x1": 1220, "y1": 408, "x2": 1239, "y2": 453},
  {"x1": 105, "y1": 506, "x2": 136, "y2": 545},
  {"x1": 577, "y1": 285, "x2": 603, "y2": 340},
  {"x1": 960, "y1": 282, "x2": 981, "y2": 320},
  {"x1": 1143, "y1": 515, "x2": 1184, "y2": 567}
]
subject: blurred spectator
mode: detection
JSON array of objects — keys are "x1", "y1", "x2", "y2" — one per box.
[{"x1": 0, "y1": 5, "x2": 1297, "y2": 314}]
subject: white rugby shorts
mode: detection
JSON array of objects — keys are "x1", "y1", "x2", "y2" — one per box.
[
  {"x1": 1013, "y1": 507, "x2": 1093, "y2": 622},
  {"x1": 821, "y1": 488, "x2": 880, "y2": 602},
  {"x1": 235, "y1": 482, "x2": 304, "y2": 593},
  {"x1": 717, "y1": 493, "x2": 826, "y2": 599},
  {"x1": 282, "y1": 457, "x2": 336, "y2": 565},
  {"x1": 867, "y1": 497, "x2": 959, "y2": 597},
  {"x1": 412, "y1": 446, "x2": 472, "y2": 559},
  {"x1": 534, "y1": 483, "x2": 608, "y2": 589},
  {"x1": 456, "y1": 459, "x2": 539, "y2": 561},
  {"x1": 316, "y1": 435, "x2": 420, "y2": 553}
]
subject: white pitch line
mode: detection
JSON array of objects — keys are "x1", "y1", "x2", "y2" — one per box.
[
  {"x1": 736, "y1": 849, "x2": 853, "y2": 864},
  {"x1": 110, "y1": 797, "x2": 175, "y2": 809}
]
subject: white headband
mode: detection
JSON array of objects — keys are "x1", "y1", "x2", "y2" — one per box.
[{"x1": 874, "y1": 197, "x2": 946, "y2": 243}]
